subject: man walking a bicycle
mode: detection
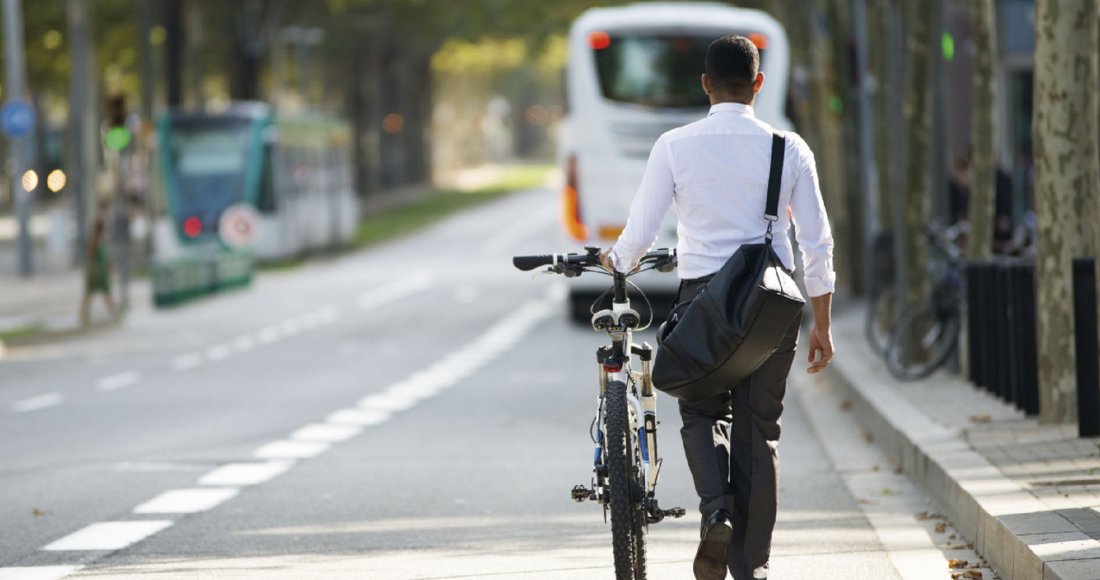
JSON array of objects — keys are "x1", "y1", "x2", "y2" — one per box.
[{"x1": 601, "y1": 35, "x2": 836, "y2": 580}]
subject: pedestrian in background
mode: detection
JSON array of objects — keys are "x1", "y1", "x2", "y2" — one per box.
[{"x1": 80, "y1": 205, "x2": 119, "y2": 327}]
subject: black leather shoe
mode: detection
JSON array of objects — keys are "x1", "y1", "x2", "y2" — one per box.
[{"x1": 693, "y1": 509, "x2": 732, "y2": 580}]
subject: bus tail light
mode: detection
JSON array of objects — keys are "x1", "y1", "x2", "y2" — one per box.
[
  {"x1": 561, "y1": 155, "x2": 588, "y2": 241},
  {"x1": 598, "y1": 225, "x2": 624, "y2": 241}
]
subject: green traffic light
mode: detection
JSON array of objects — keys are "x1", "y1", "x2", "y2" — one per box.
[
  {"x1": 942, "y1": 31, "x2": 955, "y2": 62},
  {"x1": 106, "y1": 126, "x2": 132, "y2": 151}
]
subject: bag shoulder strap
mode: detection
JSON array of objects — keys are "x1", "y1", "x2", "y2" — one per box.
[{"x1": 764, "y1": 132, "x2": 786, "y2": 242}]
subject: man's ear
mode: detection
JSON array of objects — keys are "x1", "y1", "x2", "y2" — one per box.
[
  {"x1": 753, "y1": 72, "x2": 765, "y2": 94},
  {"x1": 701, "y1": 73, "x2": 712, "y2": 96}
]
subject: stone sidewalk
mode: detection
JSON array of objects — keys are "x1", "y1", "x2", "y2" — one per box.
[{"x1": 827, "y1": 304, "x2": 1100, "y2": 579}]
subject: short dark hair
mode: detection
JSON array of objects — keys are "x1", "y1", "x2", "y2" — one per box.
[{"x1": 705, "y1": 35, "x2": 759, "y2": 98}]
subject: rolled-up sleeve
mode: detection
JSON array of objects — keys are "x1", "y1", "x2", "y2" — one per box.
[
  {"x1": 788, "y1": 139, "x2": 836, "y2": 297},
  {"x1": 610, "y1": 135, "x2": 674, "y2": 273}
]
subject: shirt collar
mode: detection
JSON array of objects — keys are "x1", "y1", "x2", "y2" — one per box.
[{"x1": 708, "y1": 102, "x2": 754, "y2": 117}]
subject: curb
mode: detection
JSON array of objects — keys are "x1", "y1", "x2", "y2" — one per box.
[{"x1": 825, "y1": 311, "x2": 1098, "y2": 580}]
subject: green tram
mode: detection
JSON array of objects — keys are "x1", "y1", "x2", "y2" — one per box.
[{"x1": 156, "y1": 102, "x2": 358, "y2": 261}]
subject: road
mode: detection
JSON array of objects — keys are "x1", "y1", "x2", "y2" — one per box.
[{"x1": 1, "y1": 187, "x2": 991, "y2": 579}]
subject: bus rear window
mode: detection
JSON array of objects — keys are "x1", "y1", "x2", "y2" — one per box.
[{"x1": 593, "y1": 33, "x2": 762, "y2": 108}]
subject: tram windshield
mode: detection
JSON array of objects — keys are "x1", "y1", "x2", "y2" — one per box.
[{"x1": 169, "y1": 121, "x2": 252, "y2": 229}]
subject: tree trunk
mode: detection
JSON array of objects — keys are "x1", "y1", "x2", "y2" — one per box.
[
  {"x1": 967, "y1": 0, "x2": 998, "y2": 261},
  {"x1": 1033, "y1": 0, "x2": 1100, "y2": 424},
  {"x1": 868, "y1": 0, "x2": 893, "y2": 234},
  {"x1": 902, "y1": 0, "x2": 932, "y2": 310},
  {"x1": 812, "y1": 0, "x2": 851, "y2": 292}
]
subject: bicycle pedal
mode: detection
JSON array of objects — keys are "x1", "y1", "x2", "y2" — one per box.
[
  {"x1": 662, "y1": 507, "x2": 686, "y2": 518},
  {"x1": 570, "y1": 485, "x2": 593, "y2": 502}
]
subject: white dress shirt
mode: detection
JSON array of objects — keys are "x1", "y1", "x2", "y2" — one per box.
[{"x1": 610, "y1": 102, "x2": 836, "y2": 297}]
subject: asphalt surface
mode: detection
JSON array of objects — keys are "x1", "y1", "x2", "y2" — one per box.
[{"x1": 1, "y1": 187, "x2": 988, "y2": 579}]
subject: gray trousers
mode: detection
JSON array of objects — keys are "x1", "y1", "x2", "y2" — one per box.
[{"x1": 673, "y1": 278, "x2": 801, "y2": 580}]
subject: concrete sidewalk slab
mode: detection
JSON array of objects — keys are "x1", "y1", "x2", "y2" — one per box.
[{"x1": 826, "y1": 304, "x2": 1100, "y2": 580}]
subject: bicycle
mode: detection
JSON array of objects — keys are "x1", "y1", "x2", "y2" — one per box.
[
  {"x1": 513, "y1": 246, "x2": 685, "y2": 580},
  {"x1": 885, "y1": 222, "x2": 966, "y2": 381}
]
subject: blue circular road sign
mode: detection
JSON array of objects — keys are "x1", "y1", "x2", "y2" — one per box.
[{"x1": 1, "y1": 100, "x2": 35, "y2": 138}]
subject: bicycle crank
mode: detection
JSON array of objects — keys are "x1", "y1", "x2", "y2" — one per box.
[{"x1": 571, "y1": 484, "x2": 597, "y2": 502}]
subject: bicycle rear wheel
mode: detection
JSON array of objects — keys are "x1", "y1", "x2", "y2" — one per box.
[
  {"x1": 866, "y1": 287, "x2": 897, "y2": 355},
  {"x1": 885, "y1": 302, "x2": 960, "y2": 381},
  {"x1": 604, "y1": 380, "x2": 647, "y2": 579}
]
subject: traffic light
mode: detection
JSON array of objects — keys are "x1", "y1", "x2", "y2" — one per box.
[{"x1": 105, "y1": 94, "x2": 132, "y2": 151}]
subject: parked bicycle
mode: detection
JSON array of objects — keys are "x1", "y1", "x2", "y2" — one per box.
[
  {"x1": 884, "y1": 222, "x2": 966, "y2": 381},
  {"x1": 513, "y1": 246, "x2": 685, "y2": 580}
]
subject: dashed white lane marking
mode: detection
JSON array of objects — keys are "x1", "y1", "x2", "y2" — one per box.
[
  {"x1": 358, "y1": 392, "x2": 419, "y2": 413},
  {"x1": 256, "y1": 325, "x2": 281, "y2": 344},
  {"x1": 11, "y1": 393, "x2": 64, "y2": 413},
  {"x1": 357, "y1": 270, "x2": 433, "y2": 310},
  {"x1": 231, "y1": 335, "x2": 257, "y2": 353},
  {"x1": 198, "y1": 461, "x2": 295, "y2": 486},
  {"x1": 96, "y1": 371, "x2": 141, "y2": 392},
  {"x1": 206, "y1": 344, "x2": 232, "y2": 362},
  {"x1": 42, "y1": 521, "x2": 173, "y2": 551},
  {"x1": 279, "y1": 318, "x2": 301, "y2": 336},
  {"x1": 291, "y1": 423, "x2": 362, "y2": 443},
  {"x1": 253, "y1": 440, "x2": 331, "y2": 459},
  {"x1": 133, "y1": 488, "x2": 240, "y2": 514},
  {"x1": 325, "y1": 408, "x2": 391, "y2": 426},
  {"x1": 171, "y1": 353, "x2": 202, "y2": 371},
  {"x1": 0, "y1": 566, "x2": 83, "y2": 580}
]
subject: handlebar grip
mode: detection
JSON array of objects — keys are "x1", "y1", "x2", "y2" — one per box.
[{"x1": 513, "y1": 255, "x2": 556, "y2": 271}]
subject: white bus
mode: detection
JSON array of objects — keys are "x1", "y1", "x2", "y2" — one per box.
[{"x1": 559, "y1": 2, "x2": 791, "y2": 321}]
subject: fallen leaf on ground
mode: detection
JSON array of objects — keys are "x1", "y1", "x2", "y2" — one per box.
[
  {"x1": 935, "y1": 522, "x2": 948, "y2": 534},
  {"x1": 860, "y1": 430, "x2": 873, "y2": 444},
  {"x1": 32, "y1": 508, "x2": 45, "y2": 516},
  {"x1": 968, "y1": 414, "x2": 992, "y2": 424},
  {"x1": 840, "y1": 399, "x2": 852, "y2": 412},
  {"x1": 916, "y1": 512, "x2": 943, "y2": 521},
  {"x1": 943, "y1": 543, "x2": 969, "y2": 550},
  {"x1": 949, "y1": 533, "x2": 957, "y2": 540},
  {"x1": 962, "y1": 571, "x2": 982, "y2": 578},
  {"x1": 880, "y1": 487, "x2": 895, "y2": 496},
  {"x1": 857, "y1": 498, "x2": 877, "y2": 505},
  {"x1": 872, "y1": 464, "x2": 880, "y2": 472},
  {"x1": 948, "y1": 559, "x2": 968, "y2": 569}
]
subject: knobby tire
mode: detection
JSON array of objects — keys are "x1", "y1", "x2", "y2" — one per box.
[{"x1": 604, "y1": 380, "x2": 646, "y2": 579}]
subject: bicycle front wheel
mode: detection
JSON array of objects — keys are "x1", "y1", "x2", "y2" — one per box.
[
  {"x1": 604, "y1": 380, "x2": 647, "y2": 579},
  {"x1": 885, "y1": 303, "x2": 960, "y2": 381}
]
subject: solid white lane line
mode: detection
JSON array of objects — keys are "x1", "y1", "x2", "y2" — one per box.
[
  {"x1": 357, "y1": 271, "x2": 433, "y2": 310},
  {"x1": 11, "y1": 393, "x2": 64, "y2": 413},
  {"x1": 171, "y1": 353, "x2": 203, "y2": 371},
  {"x1": 96, "y1": 371, "x2": 141, "y2": 392},
  {"x1": 42, "y1": 521, "x2": 173, "y2": 551},
  {"x1": 291, "y1": 423, "x2": 362, "y2": 443},
  {"x1": 253, "y1": 440, "x2": 331, "y2": 459},
  {"x1": 133, "y1": 488, "x2": 240, "y2": 514},
  {"x1": 198, "y1": 461, "x2": 295, "y2": 486},
  {"x1": 325, "y1": 408, "x2": 391, "y2": 427},
  {"x1": 0, "y1": 566, "x2": 83, "y2": 580}
]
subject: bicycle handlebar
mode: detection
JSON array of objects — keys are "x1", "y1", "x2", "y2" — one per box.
[{"x1": 512, "y1": 247, "x2": 676, "y2": 275}]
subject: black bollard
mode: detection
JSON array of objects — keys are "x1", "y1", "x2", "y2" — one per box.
[{"x1": 1073, "y1": 258, "x2": 1100, "y2": 437}]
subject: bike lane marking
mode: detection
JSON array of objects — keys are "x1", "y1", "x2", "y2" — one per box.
[{"x1": 18, "y1": 283, "x2": 556, "y2": 577}]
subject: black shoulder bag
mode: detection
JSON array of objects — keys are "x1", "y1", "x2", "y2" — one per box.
[{"x1": 652, "y1": 133, "x2": 805, "y2": 402}]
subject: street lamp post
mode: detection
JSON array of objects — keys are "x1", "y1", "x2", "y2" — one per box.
[{"x1": 3, "y1": 0, "x2": 33, "y2": 276}]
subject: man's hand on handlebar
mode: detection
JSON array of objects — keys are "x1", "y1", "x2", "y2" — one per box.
[{"x1": 598, "y1": 249, "x2": 640, "y2": 274}]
